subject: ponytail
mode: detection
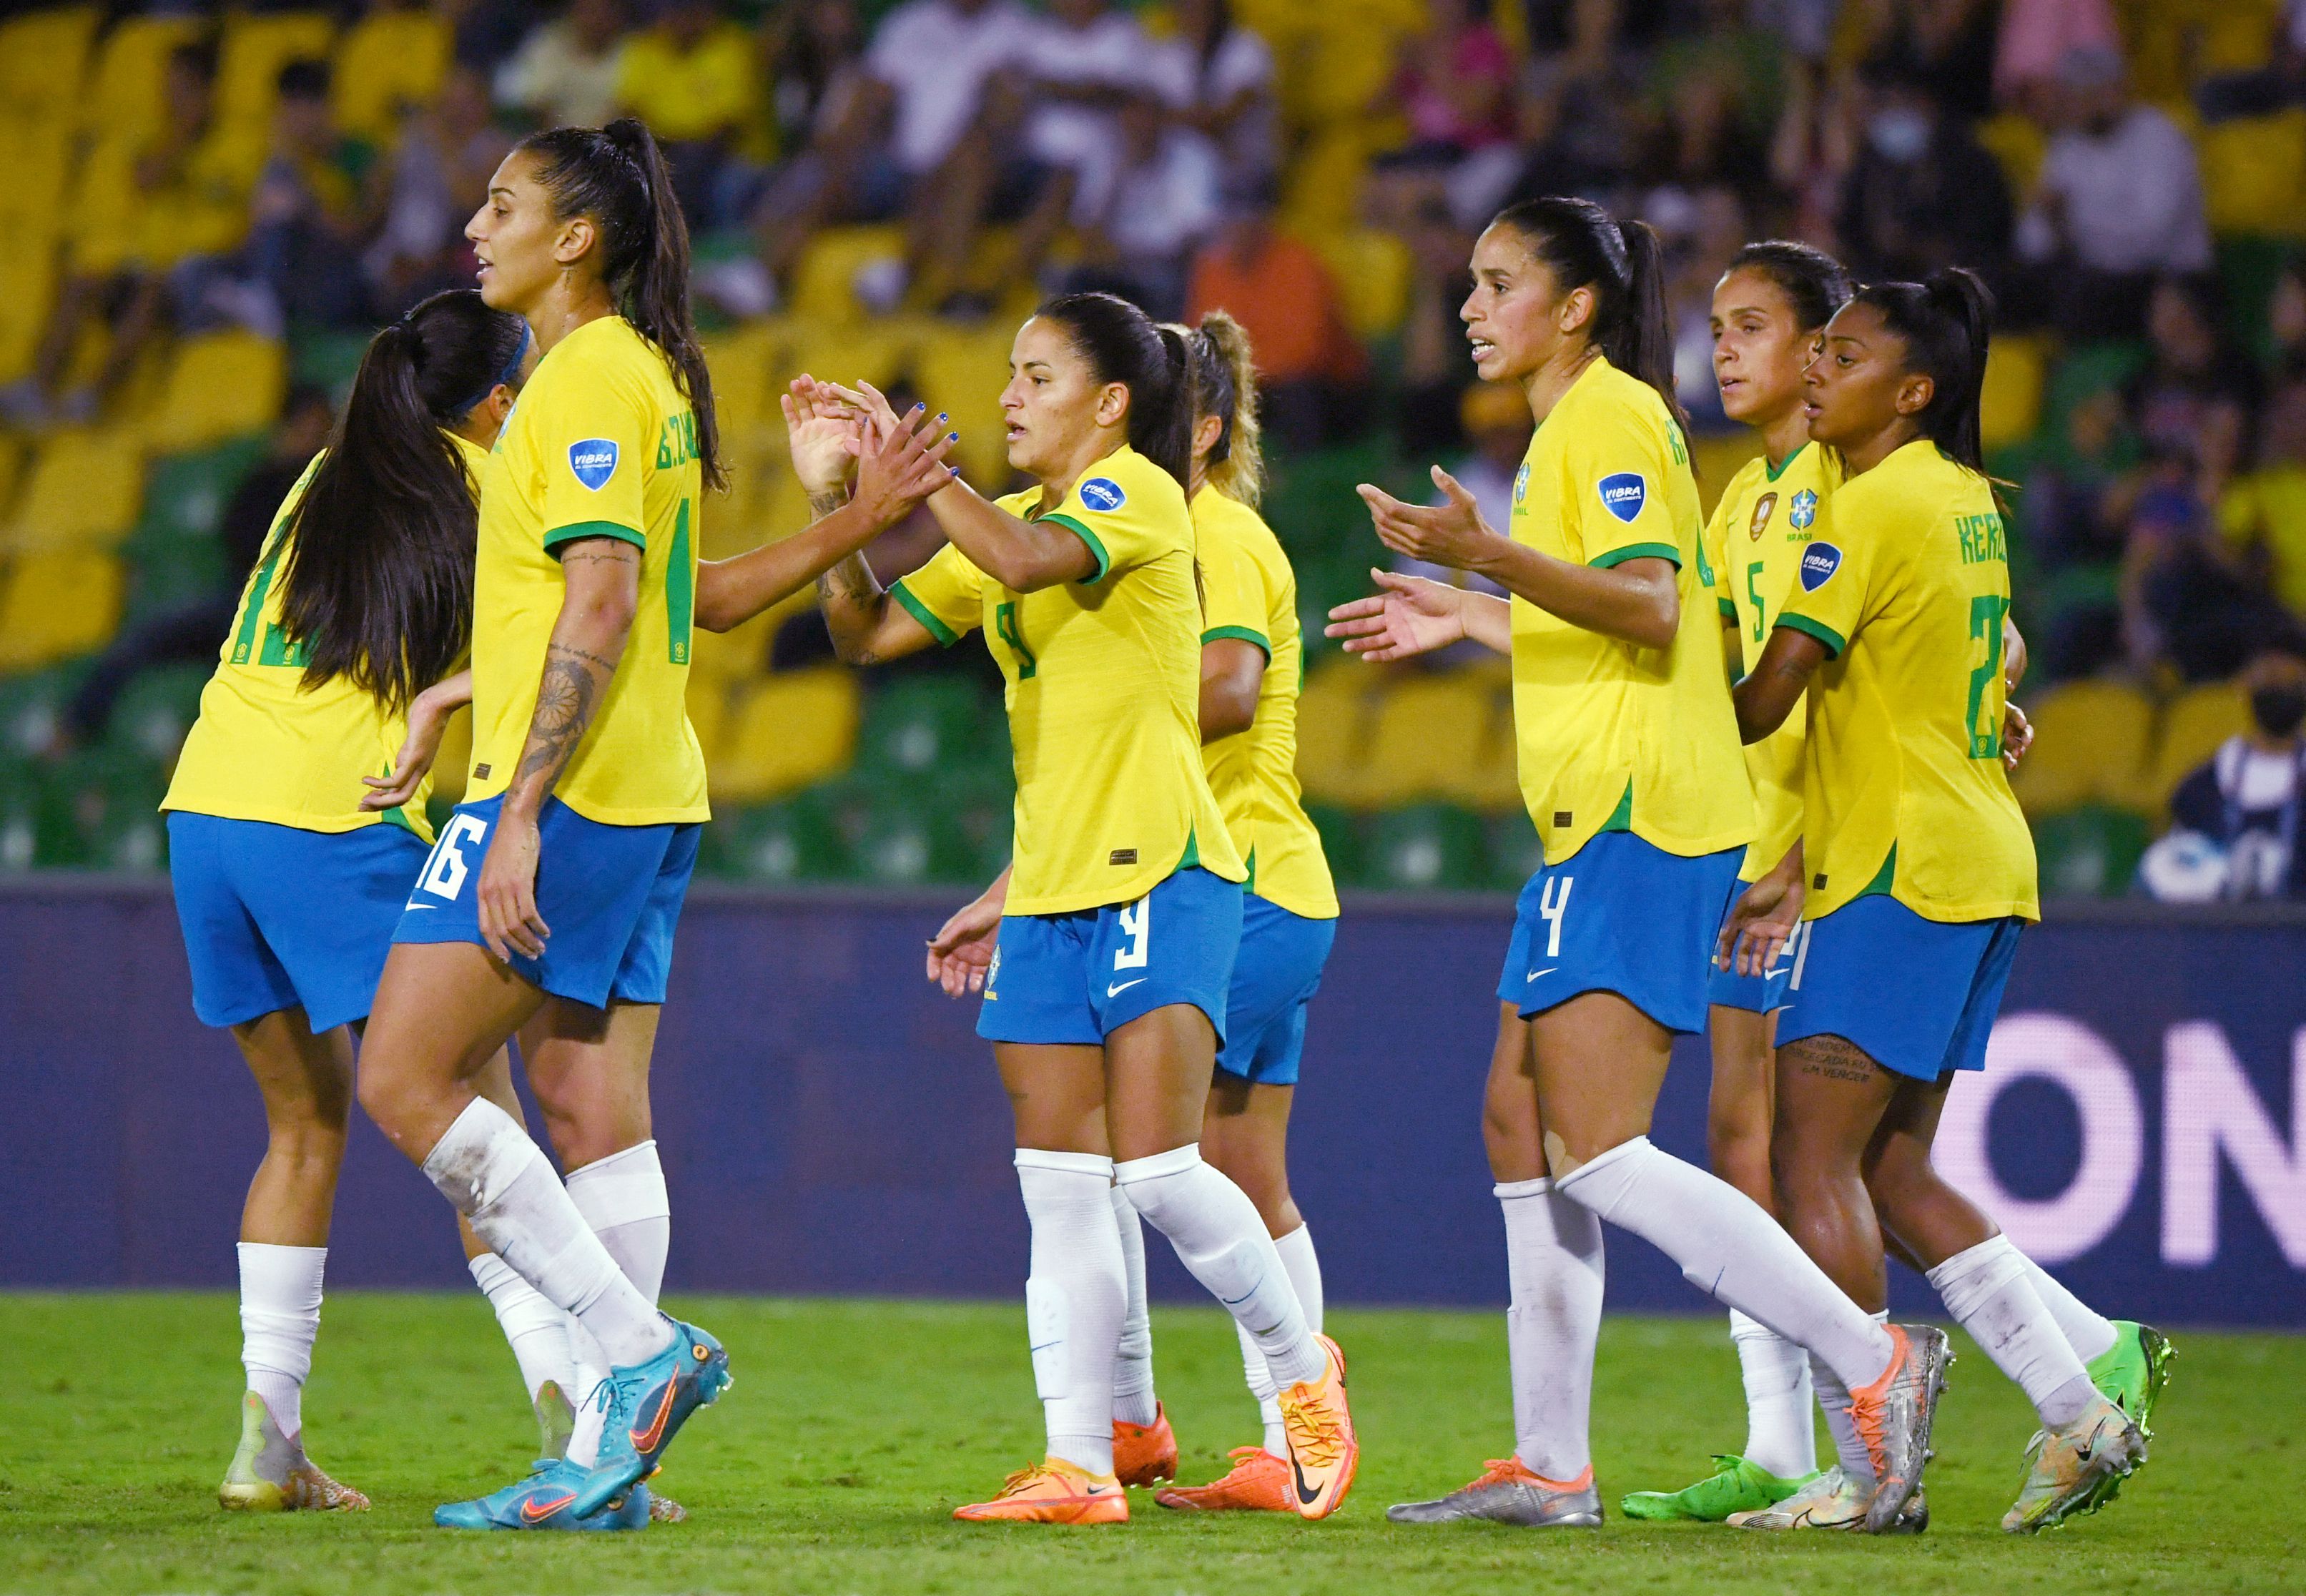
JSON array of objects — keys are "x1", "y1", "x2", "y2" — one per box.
[
  {"x1": 1175, "y1": 309, "x2": 1266, "y2": 506},
  {"x1": 1850, "y1": 267, "x2": 1995, "y2": 475},
  {"x1": 276, "y1": 289, "x2": 528, "y2": 711},
  {"x1": 1489, "y1": 195, "x2": 1691, "y2": 436},
  {"x1": 517, "y1": 117, "x2": 724, "y2": 492},
  {"x1": 1034, "y1": 291, "x2": 1194, "y2": 487}
]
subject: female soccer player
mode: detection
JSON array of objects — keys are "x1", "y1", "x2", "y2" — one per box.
[
  {"x1": 920, "y1": 312, "x2": 1342, "y2": 1512},
  {"x1": 162, "y1": 288, "x2": 535, "y2": 1514},
  {"x1": 814, "y1": 292, "x2": 1354, "y2": 1524},
  {"x1": 351, "y1": 119, "x2": 955, "y2": 1530},
  {"x1": 1328, "y1": 196, "x2": 1945, "y2": 1535},
  {"x1": 1723, "y1": 270, "x2": 2163, "y2": 1534}
]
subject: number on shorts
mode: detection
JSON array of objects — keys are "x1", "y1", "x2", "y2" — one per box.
[
  {"x1": 418, "y1": 814, "x2": 489, "y2": 901},
  {"x1": 1114, "y1": 896, "x2": 1150, "y2": 970},
  {"x1": 1538, "y1": 875, "x2": 1573, "y2": 959}
]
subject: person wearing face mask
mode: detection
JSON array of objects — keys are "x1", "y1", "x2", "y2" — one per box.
[
  {"x1": 2143, "y1": 649, "x2": 2306, "y2": 902},
  {"x1": 1834, "y1": 59, "x2": 2012, "y2": 290}
]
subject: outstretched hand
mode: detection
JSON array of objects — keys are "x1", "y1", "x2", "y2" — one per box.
[
  {"x1": 1325, "y1": 568, "x2": 1469, "y2": 661},
  {"x1": 854, "y1": 395, "x2": 958, "y2": 527},
  {"x1": 1716, "y1": 870, "x2": 1803, "y2": 980},
  {"x1": 780, "y1": 375, "x2": 862, "y2": 497},
  {"x1": 1357, "y1": 466, "x2": 1504, "y2": 570},
  {"x1": 925, "y1": 890, "x2": 1002, "y2": 998}
]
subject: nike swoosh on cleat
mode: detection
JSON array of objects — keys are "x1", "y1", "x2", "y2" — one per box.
[
  {"x1": 520, "y1": 1492, "x2": 576, "y2": 1522},
  {"x1": 631, "y1": 1383, "x2": 676, "y2": 1453},
  {"x1": 1108, "y1": 978, "x2": 1146, "y2": 997},
  {"x1": 1525, "y1": 967, "x2": 1556, "y2": 981},
  {"x1": 1292, "y1": 1455, "x2": 1323, "y2": 1507}
]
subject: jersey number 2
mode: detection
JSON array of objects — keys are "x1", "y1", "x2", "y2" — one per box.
[{"x1": 1965, "y1": 594, "x2": 2010, "y2": 759}]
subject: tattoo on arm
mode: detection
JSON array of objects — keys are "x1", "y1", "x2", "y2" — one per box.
[
  {"x1": 512, "y1": 642, "x2": 609, "y2": 793},
  {"x1": 1784, "y1": 1034, "x2": 1883, "y2": 1085},
  {"x1": 560, "y1": 544, "x2": 641, "y2": 572},
  {"x1": 807, "y1": 488, "x2": 848, "y2": 519}
]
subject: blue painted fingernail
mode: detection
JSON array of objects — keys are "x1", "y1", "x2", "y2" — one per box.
[{"x1": 948, "y1": 432, "x2": 959, "y2": 442}]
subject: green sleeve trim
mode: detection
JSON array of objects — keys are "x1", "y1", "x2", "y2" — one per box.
[
  {"x1": 1590, "y1": 541, "x2": 1682, "y2": 571},
  {"x1": 543, "y1": 520, "x2": 645, "y2": 553},
  {"x1": 1201, "y1": 624, "x2": 1272, "y2": 658},
  {"x1": 1775, "y1": 613, "x2": 1848, "y2": 659},
  {"x1": 1717, "y1": 597, "x2": 1738, "y2": 621},
  {"x1": 890, "y1": 579, "x2": 962, "y2": 647},
  {"x1": 1040, "y1": 512, "x2": 1110, "y2": 582}
]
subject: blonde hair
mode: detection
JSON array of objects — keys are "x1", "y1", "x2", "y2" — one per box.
[{"x1": 1167, "y1": 310, "x2": 1267, "y2": 507}]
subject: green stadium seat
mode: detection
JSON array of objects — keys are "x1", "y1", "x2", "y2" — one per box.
[
  {"x1": 705, "y1": 794, "x2": 849, "y2": 884},
  {"x1": 0, "y1": 665, "x2": 88, "y2": 761},
  {"x1": 1304, "y1": 802, "x2": 1364, "y2": 888},
  {"x1": 1263, "y1": 440, "x2": 1399, "y2": 561},
  {"x1": 857, "y1": 676, "x2": 998, "y2": 777},
  {"x1": 2042, "y1": 341, "x2": 2148, "y2": 442},
  {"x1": 1366, "y1": 803, "x2": 1488, "y2": 891},
  {"x1": 1485, "y1": 810, "x2": 1544, "y2": 890},
  {"x1": 291, "y1": 332, "x2": 370, "y2": 405},
  {"x1": 2032, "y1": 804, "x2": 2150, "y2": 899},
  {"x1": 106, "y1": 664, "x2": 210, "y2": 765},
  {"x1": 0, "y1": 763, "x2": 39, "y2": 872},
  {"x1": 38, "y1": 749, "x2": 166, "y2": 870},
  {"x1": 123, "y1": 534, "x2": 227, "y2": 621},
  {"x1": 852, "y1": 797, "x2": 978, "y2": 885},
  {"x1": 137, "y1": 440, "x2": 270, "y2": 545}
]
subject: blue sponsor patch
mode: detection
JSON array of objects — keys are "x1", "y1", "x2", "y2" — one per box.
[
  {"x1": 1597, "y1": 472, "x2": 1647, "y2": 523},
  {"x1": 1512, "y1": 462, "x2": 1529, "y2": 506},
  {"x1": 568, "y1": 439, "x2": 619, "y2": 491},
  {"x1": 1798, "y1": 542, "x2": 1843, "y2": 591},
  {"x1": 1078, "y1": 477, "x2": 1126, "y2": 512},
  {"x1": 1790, "y1": 488, "x2": 1818, "y2": 530}
]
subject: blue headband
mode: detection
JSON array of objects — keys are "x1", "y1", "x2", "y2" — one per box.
[{"x1": 453, "y1": 322, "x2": 531, "y2": 416}]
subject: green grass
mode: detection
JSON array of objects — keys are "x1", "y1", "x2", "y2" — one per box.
[{"x1": 2, "y1": 1294, "x2": 2298, "y2": 1595}]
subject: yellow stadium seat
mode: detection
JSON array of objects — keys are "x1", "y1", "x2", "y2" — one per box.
[
  {"x1": 0, "y1": 6, "x2": 99, "y2": 129},
  {"x1": 80, "y1": 14, "x2": 203, "y2": 147},
  {"x1": 709, "y1": 667, "x2": 859, "y2": 804},
  {"x1": 141, "y1": 332, "x2": 287, "y2": 453},
  {"x1": 2200, "y1": 111, "x2": 2306, "y2": 240},
  {"x1": 1280, "y1": 127, "x2": 1372, "y2": 239},
  {"x1": 428, "y1": 706, "x2": 473, "y2": 804},
  {"x1": 911, "y1": 321, "x2": 1015, "y2": 486},
  {"x1": 6, "y1": 430, "x2": 144, "y2": 552},
  {"x1": 0, "y1": 438, "x2": 24, "y2": 518},
  {"x1": 703, "y1": 319, "x2": 788, "y2": 445},
  {"x1": 215, "y1": 11, "x2": 336, "y2": 143},
  {"x1": 1347, "y1": 674, "x2": 1495, "y2": 807},
  {"x1": 1461, "y1": 685, "x2": 1521, "y2": 812},
  {"x1": 789, "y1": 225, "x2": 907, "y2": 325},
  {"x1": 0, "y1": 550, "x2": 125, "y2": 671},
  {"x1": 1980, "y1": 333, "x2": 2048, "y2": 453},
  {"x1": 1974, "y1": 111, "x2": 2046, "y2": 200},
  {"x1": 2008, "y1": 678, "x2": 2153, "y2": 817},
  {"x1": 2143, "y1": 681, "x2": 2252, "y2": 814},
  {"x1": 1294, "y1": 658, "x2": 1376, "y2": 803},
  {"x1": 780, "y1": 320, "x2": 915, "y2": 398},
  {"x1": 1310, "y1": 228, "x2": 1412, "y2": 343},
  {"x1": 1692, "y1": 430, "x2": 1764, "y2": 519},
  {"x1": 0, "y1": 250, "x2": 56, "y2": 384},
  {"x1": 331, "y1": 5, "x2": 450, "y2": 146}
]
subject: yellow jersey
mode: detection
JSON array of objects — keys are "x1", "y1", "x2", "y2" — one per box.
[
  {"x1": 890, "y1": 444, "x2": 1246, "y2": 915},
  {"x1": 468, "y1": 316, "x2": 709, "y2": 826},
  {"x1": 160, "y1": 440, "x2": 493, "y2": 842},
  {"x1": 1703, "y1": 443, "x2": 1843, "y2": 882},
  {"x1": 1193, "y1": 489, "x2": 1337, "y2": 920},
  {"x1": 1775, "y1": 440, "x2": 2038, "y2": 923},
  {"x1": 1507, "y1": 356, "x2": 1753, "y2": 865}
]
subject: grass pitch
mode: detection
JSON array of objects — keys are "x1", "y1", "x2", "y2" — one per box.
[{"x1": 2, "y1": 1293, "x2": 2297, "y2": 1595}]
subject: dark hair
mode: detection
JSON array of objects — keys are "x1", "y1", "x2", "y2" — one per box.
[
  {"x1": 276, "y1": 57, "x2": 331, "y2": 100},
  {"x1": 1489, "y1": 195, "x2": 1689, "y2": 435},
  {"x1": 1724, "y1": 240, "x2": 1853, "y2": 335},
  {"x1": 1033, "y1": 291, "x2": 1193, "y2": 486},
  {"x1": 275, "y1": 290, "x2": 528, "y2": 711},
  {"x1": 1848, "y1": 267, "x2": 1995, "y2": 474},
  {"x1": 1176, "y1": 310, "x2": 1264, "y2": 506},
  {"x1": 515, "y1": 117, "x2": 723, "y2": 490}
]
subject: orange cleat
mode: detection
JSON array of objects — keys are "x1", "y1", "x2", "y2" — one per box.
[
  {"x1": 1276, "y1": 1333, "x2": 1358, "y2": 1520},
  {"x1": 1155, "y1": 1447, "x2": 1294, "y2": 1512},
  {"x1": 952, "y1": 1457, "x2": 1130, "y2": 1524},
  {"x1": 1113, "y1": 1404, "x2": 1178, "y2": 1487}
]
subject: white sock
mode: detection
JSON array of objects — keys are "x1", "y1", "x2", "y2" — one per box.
[
  {"x1": 2019, "y1": 1255, "x2": 2119, "y2": 1366},
  {"x1": 238, "y1": 1242, "x2": 325, "y2": 1440},
  {"x1": 1813, "y1": 1309, "x2": 1887, "y2": 1484},
  {"x1": 1275, "y1": 1223, "x2": 1323, "y2": 1334},
  {"x1": 561, "y1": 1324, "x2": 613, "y2": 1467},
  {"x1": 1110, "y1": 1181, "x2": 1159, "y2": 1427},
  {"x1": 420, "y1": 1097, "x2": 671, "y2": 1369},
  {"x1": 1117, "y1": 1145, "x2": 1324, "y2": 1388},
  {"x1": 1730, "y1": 1308, "x2": 1816, "y2": 1479},
  {"x1": 566, "y1": 1141, "x2": 671, "y2": 1301},
  {"x1": 1554, "y1": 1137, "x2": 1895, "y2": 1391},
  {"x1": 469, "y1": 1251, "x2": 576, "y2": 1407},
  {"x1": 1926, "y1": 1234, "x2": 2096, "y2": 1429},
  {"x1": 1497, "y1": 1177, "x2": 1603, "y2": 1482},
  {"x1": 1017, "y1": 1148, "x2": 1125, "y2": 1476},
  {"x1": 1234, "y1": 1223, "x2": 1324, "y2": 1454}
]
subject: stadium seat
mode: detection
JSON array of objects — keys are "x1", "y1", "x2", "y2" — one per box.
[
  {"x1": 38, "y1": 747, "x2": 167, "y2": 871},
  {"x1": 1462, "y1": 694, "x2": 1522, "y2": 812},
  {"x1": 702, "y1": 320, "x2": 784, "y2": 446},
  {"x1": 0, "y1": 7, "x2": 99, "y2": 128},
  {"x1": 0, "y1": 663, "x2": 87, "y2": 761},
  {"x1": 2031, "y1": 803, "x2": 2149, "y2": 899},
  {"x1": 79, "y1": 13, "x2": 204, "y2": 146},
  {"x1": 1979, "y1": 334, "x2": 2047, "y2": 453},
  {"x1": 137, "y1": 438, "x2": 270, "y2": 546},
  {"x1": 789, "y1": 225, "x2": 907, "y2": 325},
  {"x1": 1293, "y1": 659, "x2": 1376, "y2": 803},
  {"x1": 2008, "y1": 678, "x2": 2154, "y2": 817},
  {"x1": 782, "y1": 320, "x2": 913, "y2": 398},
  {"x1": 2199, "y1": 110, "x2": 2306, "y2": 242},
  {"x1": 0, "y1": 551, "x2": 124, "y2": 671},
  {"x1": 1974, "y1": 109, "x2": 2046, "y2": 198},
  {"x1": 330, "y1": 3, "x2": 451, "y2": 147},
  {"x1": 2043, "y1": 341, "x2": 2148, "y2": 441},
  {"x1": 2143, "y1": 680, "x2": 2252, "y2": 814},
  {"x1": 215, "y1": 12, "x2": 337, "y2": 144},
  {"x1": 1347, "y1": 674, "x2": 1494, "y2": 807},
  {"x1": 705, "y1": 793, "x2": 848, "y2": 883},
  {"x1": 122, "y1": 533, "x2": 225, "y2": 621},
  {"x1": 1304, "y1": 800, "x2": 1364, "y2": 887},
  {"x1": 141, "y1": 332, "x2": 287, "y2": 454},
  {"x1": 1366, "y1": 802, "x2": 1487, "y2": 890},
  {"x1": 1485, "y1": 809, "x2": 1543, "y2": 890},
  {"x1": 104, "y1": 664, "x2": 209, "y2": 766},
  {"x1": 0, "y1": 762, "x2": 37, "y2": 871},
  {"x1": 849, "y1": 791, "x2": 977, "y2": 883},
  {"x1": 910, "y1": 321, "x2": 1016, "y2": 485},
  {"x1": 709, "y1": 667, "x2": 859, "y2": 805},
  {"x1": 7, "y1": 430, "x2": 144, "y2": 551},
  {"x1": 1310, "y1": 229, "x2": 1412, "y2": 342},
  {"x1": 857, "y1": 676, "x2": 994, "y2": 776}
]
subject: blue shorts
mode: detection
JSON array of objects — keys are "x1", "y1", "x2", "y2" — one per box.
[
  {"x1": 1706, "y1": 905, "x2": 1813, "y2": 1015},
  {"x1": 167, "y1": 812, "x2": 430, "y2": 1033},
  {"x1": 978, "y1": 867, "x2": 1243, "y2": 1046},
  {"x1": 1775, "y1": 895, "x2": 2025, "y2": 1082},
  {"x1": 1216, "y1": 896, "x2": 1337, "y2": 1087},
  {"x1": 1497, "y1": 832, "x2": 1745, "y2": 1035},
  {"x1": 392, "y1": 794, "x2": 699, "y2": 1009}
]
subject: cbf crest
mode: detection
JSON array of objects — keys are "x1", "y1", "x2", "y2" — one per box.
[
  {"x1": 1749, "y1": 491, "x2": 1778, "y2": 541},
  {"x1": 1512, "y1": 462, "x2": 1529, "y2": 506},
  {"x1": 1789, "y1": 488, "x2": 1818, "y2": 531}
]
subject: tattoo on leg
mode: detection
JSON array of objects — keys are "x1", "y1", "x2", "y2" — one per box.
[{"x1": 1785, "y1": 1034, "x2": 1883, "y2": 1085}]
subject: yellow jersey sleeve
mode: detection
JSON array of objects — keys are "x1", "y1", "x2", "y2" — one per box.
[
  {"x1": 1774, "y1": 516, "x2": 1873, "y2": 661},
  {"x1": 890, "y1": 541, "x2": 989, "y2": 646},
  {"x1": 1198, "y1": 518, "x2": 1271, "y2": 654},
  {"x1": 525, "y1": 364, "x2": 654, "y2": 553},
  {"x1": 1044, "y1": 450, "x2": 1178, "y2": 581},
  {"x1": 1555, "y1": 386, "x2": 1686, "y2": 571}
]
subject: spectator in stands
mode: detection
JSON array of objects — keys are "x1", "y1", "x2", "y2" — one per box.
[
  {"x1": 2219, "y1": 373, "x2": 2306, "y2": 621},
  {"x1": 2123, "y1": 430, "x2": 2300, "y2": 683},
  {"x1": 495, "y1": 0, "x2": 629, "y2": 131},
  {"x1": 1014, "y1": 0, "x2": 1157, "y2": 240},
  {"x1": 1834, "y1": 59, "x2": 2011, "y2": 288},
  {"x1": 1369, "y1": 0, "x2": 1519, "y2": 229},
  {"x1": 57, "y1": 385, "x2": 340, "y2": 751},
  {"x1": 2016, "y1": 43, "x2": 2212, "y2": 339},
  {"x1": 748, "y1": 0, "x2": 873, "y2": 286},
  {"x1": 1640, "y1": 0, "x2": 1781, "y2": 192},
  {"x1": 2141, "y1": 647, "x2": 2306, "y2": 902},
  {"x1": 2195, "y1": 4, "x2": 2306, "y2": 124},
  {"x1": 2272, "y1": 260, "x2": 2306, "y2": 378},
  {"x1": 1393, "y1": 192, "x2": 1477, "y2": 456},
  {"x1": 1150, "y1": 0, "x2": 1278, "y2": 198},
  {"x1": 616, "y1": 0, "x2": 767, "y2": 227},
  {"x1": 1849, "y1": 0, "x2": 2001, "y2": 120},
  {"x1": 1063, "y1": 94, "x2": 1221, "y2": 317},
  {"x1": 1183, "y1": 182, "x2": 1366, "y2": 450},
  {"x1": 367, "y1": 64, "x2": 514, "y2": 315},
  {"x1": 1504, "y1": 0, "x2": 1640, "y2": 201},
  {"x1": 2124, "y1": 275, "x2": 2265, "y2": 465},
  {"x1": 1994, "y1": 0, "x2": 2121, "y2": 109},
  {"x1": 238, "y1": 59, "x2": 385, "y2": 331},
  {"x1": 2020, "y1": 385, "x2": 2134, "y2": 679}
]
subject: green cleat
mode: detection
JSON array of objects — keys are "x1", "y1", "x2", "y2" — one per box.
[
  {"x1": 1621, "y1": 1454, "x2": 1816, "y2": 1522},
  {"x1": 535, "y1": 1379, "x2": 578, "y2": 1461},
  {"x1": 218, "y1": 1391, "x2": 370, "y2": 1513},
  {"x1": 2079, "y1": 1321, "x2": 2172, "y2": 1510}
]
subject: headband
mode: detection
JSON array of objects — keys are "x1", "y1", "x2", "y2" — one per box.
[{"x1": 452, "y1": 321, "x2": 532, "y2": 417}]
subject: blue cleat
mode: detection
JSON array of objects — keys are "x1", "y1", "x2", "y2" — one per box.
[
  {"x1": 434, "y1": 1456, "x2": 651, "y2": 1531},
  {"x1": 567, "y1": 1316, "x2": 731, "y2": 1519}
]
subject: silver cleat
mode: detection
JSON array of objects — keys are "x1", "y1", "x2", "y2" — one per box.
[
  {"x1": 1856, "y1": 1324, "x2": 1953, "y2": 1534},
  {"x1": 1388, "y1": 1459, "x2": 1602, "y2": 1527},
  {"x1": 1729, "y1": 1466, "x2": 1928, "y2": 1533}
]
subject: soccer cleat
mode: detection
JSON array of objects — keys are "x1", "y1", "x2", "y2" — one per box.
[
  {"x1": 1154, "y1": 1447, "x2": 1294, "y2": 1512},
  {"x1": 433, "y1": 1457, "x2": 649, "y2": 1531},
  {"x1": 2080, "y1": 1321, "x2": 2172, "y2": 1511},
  {"x1": 1276, "y1": 1333, "x2": 1358, "y2": 1519},
  {"x1": 1113, "y1": 1404, "x2": 1178, "y2": 1487},
  {"x1": 648, "y1": 1491, "x2": 688, "y2": 1524},
  {"x1": 217, "y1": 1391, "x2": 370, "y2": 1512},
  {"x1": 1725, "y1": 1465, "x2": 1924, "y2": 1532},
  {"x1": 1387, "y1": 1458, "x2": 1602, "y2": 1527},
  {"x1": 2001, "y1": 1395, "x2": 2147, "y2": 1534},
  {"x1": 566, "y1": 1316, "x2": 731, "y2": 1519},
  {"x1": 952, "y1": 1457, "x2": 1129, "y2": 1524},
  {"x1": 1620, "y1": 1454, "x2": 1816, "y2": 1522},
  {"x1": 535, "y1": 1378, "x2": 577, "y2": 1461},
  {"x1": 1847, "y1": 1323, "x2": 1951, "y2": 1533}
]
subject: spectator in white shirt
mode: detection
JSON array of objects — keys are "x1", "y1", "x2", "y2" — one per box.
[
  {"x1": 1063, "y1": 94, "x2": 1221, "y2": 315},
  {"x1": 1150, "y1": 0, "x2": 1279, "y2": 196},
  {"x1": 1016, "y1": 0, "x2": 1158, "y2": 225},
  {"x1": 494, "y1": 0, "x2": 630, "y2": 131},
  {"x1": 2142, "y1": 649, "x2": 2306, "y2": 902}
]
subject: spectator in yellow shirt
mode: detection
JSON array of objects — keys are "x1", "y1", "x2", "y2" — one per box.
[
  {"x1": 616, "y1": 0, "x2": 767, "y2": 226},
  {"x1": 2219, "y1": 375, "x2": 2306, "y2": 619}
]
